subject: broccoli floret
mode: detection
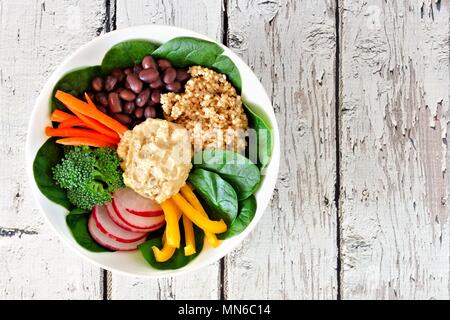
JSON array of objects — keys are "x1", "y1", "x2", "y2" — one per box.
[{"x1": 52, "y1": 146, "x2": 124, "y2": 210}]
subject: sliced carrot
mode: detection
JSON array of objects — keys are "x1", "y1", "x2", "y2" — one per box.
[
  {"x1": 55, "y1": 137, "x2": 116, "y2": 148},
  {"x1": 58, "y1": 118, "x2": 89, "y2": 129},
  {"x1": 50, "y1": 109, "x2": 76, "y2": 122},
  {"x1": 45, "y1": 127, "x2": 119, "y2": 145},
  {"x1": 55, "y1": 90, "x2": 127, "y2": 136}
]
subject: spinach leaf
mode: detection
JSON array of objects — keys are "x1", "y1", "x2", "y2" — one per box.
[
  {"x1": 33, "y1": 138, "x2": 72, "y2": 210},
  {"x1": 244, "y1": 102, "x2": 273, "y2": 170},
  {"x1": 101, "y1": 40, "x2": 159, "y2": 74},
  {"x1": 51, "y1": 66, "x2": 101, "y2": 112},
  {"x1": 152, "y1": 37, "x2": 241, "y2": 92},
  {"x1": 212, "y1": 55, "x2": 242, "y2": 92},
  {"x1": 139, "y1": 224, "x2": 204, "y2": 270},
  {"x1": 66, "y1": 208, "x2": 110, "y2": 252},
  {"x1": 218, "y1": 195, "x2": 257, "y2": 240},
  {"x1": 193, "y1": 150, "x2": 260, "y2": 201},
  {"x1": 188, "y1": 168, "x2": 238, "y2": 225},
  {"x1": 152, "y1": 37, "x2": 223, "y2": 68}
]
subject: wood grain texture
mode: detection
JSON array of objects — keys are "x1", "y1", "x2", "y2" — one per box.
[
  {"x1": 0, "y1": 0, "x2": 106, "y2": 299},
  {"x1": 224, "y1": 0, "x2": 338, "y2": 299},
  {"x1": 109, "y1": 0, "x2": 224, "y2": 300},
  {"x1": 340, "y1": 0, "x2": 450, "y2": 299}
]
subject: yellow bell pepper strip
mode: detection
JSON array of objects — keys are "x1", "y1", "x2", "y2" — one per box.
[
  {"x1": 180, "y1": 184, "x2": 220, "y2": 248},
  {"x1": 160, "y1": 199, "x2": 181, "y2": 248},
  {"x1": 151, "y1": 211, "x2": 182, "y2": 262},
  {"x1": 182, "y1": 215, "x2": 196, "y2": 256},
  {"x1": 171, "y1": 193, "x2": 227, "y2": 234},
  {"x1": 152, "y1": 233, "x2": 177, "y2": 262}
]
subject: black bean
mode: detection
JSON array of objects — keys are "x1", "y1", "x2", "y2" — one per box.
[
  {"x1": 119, "y1": 89, "x2": 136, "y2": 101},
  {"x1": 136, "y1": 88, "x2": 150, "y2": 107},
  {"x1": 138, "y1": 69, "x2": 159, "y2": 83},
  {"x1": 126, "y1": 74, "x2": 143, "y2": 94},
  {"x1": 124, "y1": 68, "x2": 132, "y2": 75},
  {"x1": 163, "y1": 67, "x2": 177, "y2": 84},
  {"x1": 157, "y1": 59, "x2": 171, "y2": 70},
  {"x1": 133, "y1": 64, "x2": 143, "y2": 74},
  {"x1": 176, "y1": 69, "x2": 190, "y2": 82},
  {"x1": 91, "y1": 77, "x2": 103, "y2": 91},
  {"x1": 142, "y1": 55, "x2": 157, "y2": 69},
  {"x1": 134, "y1": 107, "x2": 144, "y2": 119},
  {"x1": 111, "y1": 68, "x2": 125, "y2": 82},
  {"x1": 95, "y1": 92, "x2": 108, "y2": 106},
  {"x1": 108, "y1": 92, "x2": 122, "y2": 113},
  {"x1": 105, "y1": 75, "x2": 118, "y2": 91},
  {"x1": 150, "y1": 79, "x2": 164, "y2": 89},
  {"x1": 144, "y1": 106, "x2": 156, "y2": 119},
  {"x1": 123, "y1": 101, "x2": 135, "y2": 114},
  {"x1": 166, "y1": 81, "x2": 182, "y2": 92},
  {"x1": 151, "y1": 89, "x2": 161, "y2": 104},
  {"x1": 113, "y1": 113, "x2": 132, "y2": 125}
]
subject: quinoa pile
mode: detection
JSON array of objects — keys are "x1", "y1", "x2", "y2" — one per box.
[{"x1": 161, "y1": 66, "x2": 248, "y2": 151}]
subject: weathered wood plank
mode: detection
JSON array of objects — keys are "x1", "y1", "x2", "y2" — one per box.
[
  {"x1": 224, "y1": 0, "x2": 338, "y2": 299},
  {"x1": 0, "y1": 0, "x2": 106, "y2": 299},
  {"x1": 340, "y1": 0, "x2": 450, "y2": 299},
  {"x1": 109, "y1": 0, "x2": 223, "y2": 300}
]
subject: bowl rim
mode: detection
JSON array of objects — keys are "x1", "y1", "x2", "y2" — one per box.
[{"x1": 25, "y1": 24, "x2": 280, "y2": 278}]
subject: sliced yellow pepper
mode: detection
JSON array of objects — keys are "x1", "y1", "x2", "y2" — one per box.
[
  {"x1": 160, "y1": 199, "x2": 181, "y2": 248},
  {"x1": 182, "y1": 215, "x2": 196, "y2": 256},
  {"x1": 171, "y1": 193, "x2": 227, "y2": 234},
  {"x1": 152, "y1": 233, "x2": 176, "y2": 262},
  {"x1": 180, "y1": 184, "x2": 220, "y2": 248}
]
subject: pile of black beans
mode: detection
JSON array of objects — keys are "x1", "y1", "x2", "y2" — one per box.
[{"x1": 86, "y1": 56, "x2": 190, "y2": 128}]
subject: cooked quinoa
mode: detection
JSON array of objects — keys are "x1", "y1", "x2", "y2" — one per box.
[{"x1": 161, "y1": 66, "x2": 248, "y2": 151}]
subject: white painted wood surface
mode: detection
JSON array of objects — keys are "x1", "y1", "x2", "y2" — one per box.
[
  {"x1": 340, "y1": 0, "x2": 450, "y2": 299},
  {"x1": 0, "y1": 0, "x2": 448, "y2": 300},
  {"x1": 223, "y1": 0, "x2": 338, "y2": 299},
  {"x1": 0, "y1": 0, "x2": 106, "y2": 299}
]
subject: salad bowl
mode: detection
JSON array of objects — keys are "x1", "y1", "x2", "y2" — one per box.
[{"x1": 26, "y1": 25, "x2": 280, "y2": 277}]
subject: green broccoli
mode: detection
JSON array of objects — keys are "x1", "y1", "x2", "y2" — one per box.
[{"x1": 52, "y1": 146, "x2": 124, "y2": 210}]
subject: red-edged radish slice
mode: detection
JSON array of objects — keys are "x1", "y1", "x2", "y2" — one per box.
[
  {"x1": 92, "y1": 205, "x2": 147, "y2": 243},
  {"x1": 88, "y1": 214, "x2": 146, "y2": 251},
  {"x1": 106, "y1": 202, "x2": 165, "y2": 233},
  {"x1": 113, "y1": 188, "x2": 163, "y2": 217}
]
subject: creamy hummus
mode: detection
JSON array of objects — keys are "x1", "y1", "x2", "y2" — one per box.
[{"x1": 117, "y1": 119, "x2": 192, "y2": 203}]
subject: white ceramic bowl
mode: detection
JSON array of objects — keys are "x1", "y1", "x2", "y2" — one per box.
[{"x1": 26, "y1": 25, "x2": 280, "y2": 277}]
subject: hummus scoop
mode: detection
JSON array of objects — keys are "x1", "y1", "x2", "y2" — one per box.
[{"x1": 117, "y1": 118, "x2": 192, "y2": 203}]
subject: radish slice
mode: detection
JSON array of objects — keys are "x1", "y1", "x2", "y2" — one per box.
[
  {"x1": 105, "y1": 202, "x2": 163, "y2": 233},
  {"x1": 88, "y1": 214, "x2": 146, "y2": 251},
  {"x1": 113, "y1": 188, "x2": 163, "y2": 217},
  {"x1": 107, "y1": 199, "x2": 165, "y2": 232},
  {"x1": 92, "y1": 205, "x2": 147, "y2": 243}
]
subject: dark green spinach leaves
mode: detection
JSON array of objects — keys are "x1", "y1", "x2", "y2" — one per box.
[
  {"x1": 193, "y1": 149, "x2": 260, "y2": 200},
  {"x1": 33, "y1": 138, "x2": 72, "y2": 210},
  {"x1": 188, "y1": 168, "x2": 238, "y2": 225},
  {"x1": 218, "y1": 195, "x2": 257, "y2": 240}
]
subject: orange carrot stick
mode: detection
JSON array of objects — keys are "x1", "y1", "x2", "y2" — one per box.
[
  {"x1": 50, "y1": 109, "x2": 77, "y2": 122},
  {"x1": 55, "y1": 137, "x2": 116, "y2": 148},
  {"x1": 55, "y1": 90, "x2": 127, "y2": 136},
  {"x1": 45, "y1": 127, "x2": 119, "y2": 145},
  {"x1": 54, "y1": 93, "x2": 120, "y2": 140},
  {"x1": 58, "y1": 118, "x2": 89, "y2": 129}
]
